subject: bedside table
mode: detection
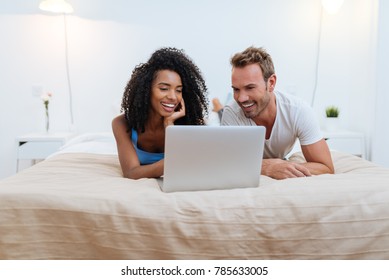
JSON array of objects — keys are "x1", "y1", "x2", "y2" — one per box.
[
  {"x1": 323, "y1": 129, "x2": 366, "y2": 158},
  {"x1": 286, "y1": 129, "x2": 366, "y2": 159},
  {"x1": 16, "y1": 132, "x2": 75, "y2": 172}
]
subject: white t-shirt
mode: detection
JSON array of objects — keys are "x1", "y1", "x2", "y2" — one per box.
[{"x1": 221, "y1": 91, "x2": 323, "y2": 159}]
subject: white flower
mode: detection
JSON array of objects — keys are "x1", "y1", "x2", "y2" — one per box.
[{"x1": 41, "y1": 92, "x2": 52, "y2": 102}]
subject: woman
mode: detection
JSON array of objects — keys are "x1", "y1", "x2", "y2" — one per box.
[{"x1": 112, "y1": 47, "x2": 208, "y2": 179}]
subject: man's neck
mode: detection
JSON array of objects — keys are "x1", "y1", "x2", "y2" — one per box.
[{"x1": 252, "y1": 93, "x2": 277, "y2": 139}]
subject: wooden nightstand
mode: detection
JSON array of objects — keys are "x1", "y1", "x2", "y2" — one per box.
[{"x1": 16, "y1": 132, "x2": 75, "y2": 172}]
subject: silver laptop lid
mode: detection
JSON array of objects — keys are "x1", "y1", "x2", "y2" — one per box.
[{"x1": 162, "y1": 125, "x2": 265, "y2": 192}]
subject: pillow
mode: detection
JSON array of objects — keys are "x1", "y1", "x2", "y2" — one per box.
[
  {"x1": 47, "y1": 132, "x2": 117, "y2": 157},
  {"x1": 61, "y1": 132, "x2": 115, "y2": 149}
]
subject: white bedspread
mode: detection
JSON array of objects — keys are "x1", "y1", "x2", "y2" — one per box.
[{"x1": 1, "y1": 151, "x2": 389, "y2": 259}]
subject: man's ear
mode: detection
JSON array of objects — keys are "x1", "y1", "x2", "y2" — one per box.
[{"x1": 268, "y1": 74, "x2": 277, "y2": 91}]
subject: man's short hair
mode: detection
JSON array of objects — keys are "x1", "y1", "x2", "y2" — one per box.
[{"x1": 230, "y1": 46, "x2": 275, "y2": 82}]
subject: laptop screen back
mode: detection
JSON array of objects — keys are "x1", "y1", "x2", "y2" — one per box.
[{"x1": 162, "y1": 125, "x2": 265, "y2": 192}]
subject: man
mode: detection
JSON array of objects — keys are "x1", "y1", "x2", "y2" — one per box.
[{"x1": 221, "y1": 46, "x2": 334, "y2": 179}]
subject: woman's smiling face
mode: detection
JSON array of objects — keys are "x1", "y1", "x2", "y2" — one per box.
[{"x1": 150, "y1": 70, "x2": 183, "y2": 117}]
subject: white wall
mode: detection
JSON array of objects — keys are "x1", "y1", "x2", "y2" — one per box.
[
  {"x1": 372, "y1": 0, "x2": 389, "y2": 166},
  {"x1": 0, "y1": 0, "x2": 384, "y2": 179}
]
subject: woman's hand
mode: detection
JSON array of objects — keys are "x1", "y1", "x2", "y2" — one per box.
[{"x1": 164, "y1": 98, "x2": 186, "y2": 127}]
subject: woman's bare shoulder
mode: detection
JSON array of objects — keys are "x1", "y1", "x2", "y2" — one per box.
[
  {"x1": 112, "y1": 114, "x2": 126, "y2": 127},
  {"x1": 112, "y1": 114, "x2": 130, "y2": 137}
]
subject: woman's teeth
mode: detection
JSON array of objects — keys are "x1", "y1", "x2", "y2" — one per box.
[{"x1": 162, "y1": 103, "x2": 175, "y2": 108}]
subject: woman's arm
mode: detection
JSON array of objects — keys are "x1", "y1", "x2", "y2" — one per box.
[{"x1": 112, "y1": 114, "x2": 164, "y2": 179}]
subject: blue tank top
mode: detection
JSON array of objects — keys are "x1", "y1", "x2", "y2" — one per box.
[{"x1": 131, "y1": 129, "x2": 164, "y2": 165}]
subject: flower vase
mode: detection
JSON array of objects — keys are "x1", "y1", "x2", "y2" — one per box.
[
  {"x1": 45, "y1": 105, "x2": 50, "y2": 133},
  {"x1": 41, "y1": 92, "x2": 52, "y2": 133}
]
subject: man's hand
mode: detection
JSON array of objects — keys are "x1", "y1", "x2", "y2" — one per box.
[{"x1": 262, "y1": 158, "x2": 312, "y2": 180}]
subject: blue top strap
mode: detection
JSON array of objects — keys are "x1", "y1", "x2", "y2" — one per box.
[{"x1": 131, "y1": 129, "x2": 164, "y2": 165}]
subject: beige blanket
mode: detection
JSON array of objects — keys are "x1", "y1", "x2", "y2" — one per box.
[{"x1": 1, "y1": 151, "x2": 389, "y2": 259}]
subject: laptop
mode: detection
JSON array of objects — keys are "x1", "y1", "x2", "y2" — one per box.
[{"x1": 159, "y1": 125, "x2": 266, "y2": 192}]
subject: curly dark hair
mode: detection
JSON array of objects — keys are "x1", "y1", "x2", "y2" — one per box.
[{"x1": 121, "y1": 47, "x2": 209, "y2": 132}]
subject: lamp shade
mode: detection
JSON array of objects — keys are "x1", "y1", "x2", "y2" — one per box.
[
  {"x1": 321, "y1": 0, "x2": 344, "y2": 14},
  {"x1": 39, "y1": 0, "x2": 74, "y2": 14}
]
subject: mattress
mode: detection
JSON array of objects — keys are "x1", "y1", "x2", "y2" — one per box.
[{"x1": 1, "y1": 139, "x2": 389, "y2": 259}]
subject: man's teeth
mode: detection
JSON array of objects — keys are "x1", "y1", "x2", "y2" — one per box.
[
  {"x1": 162, "y1": 103, "x2": 175, "y2": 108},
  {"x1": 242, "y1": 102, "x2": 254, "y2": 108}
]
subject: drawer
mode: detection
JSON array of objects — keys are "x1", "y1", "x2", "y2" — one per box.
[
  {"x1": 17, "y1": 141, "x2": 63, "y2": 159},
  {"x1": 326, "y1": 138, "x2": 363, "y2": 157}
]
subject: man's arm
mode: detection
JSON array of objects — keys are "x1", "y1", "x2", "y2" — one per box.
[
  {"x1": 261, "y1": 158, "x2": 312, "y2": 179},
  {"x1": 263, "y1": 101, "x2": 334, "y2": 179},
  {"x1": 262, "y1": 139, "x2": 334, "y2": 179},
  {"x1": 300, "y1": 138, "x2": 334, "y2": 175}
]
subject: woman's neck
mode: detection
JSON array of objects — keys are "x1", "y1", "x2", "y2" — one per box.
[{"x1": 145, "y1": 110, "x2": 165, "y2": 132}]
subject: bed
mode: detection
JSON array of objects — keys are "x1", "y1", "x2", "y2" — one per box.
[{"x1": 1, "y1": 133, "x2": 389, "y2": 260}]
